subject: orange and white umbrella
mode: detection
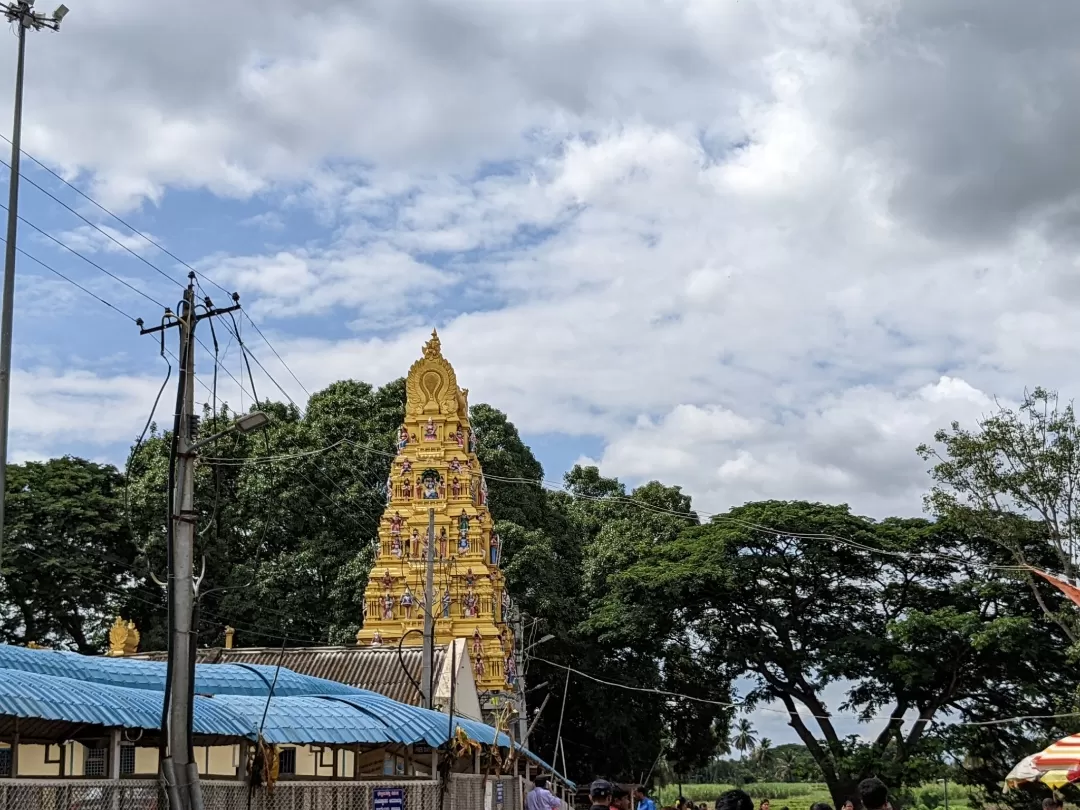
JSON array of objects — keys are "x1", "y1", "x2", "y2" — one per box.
[{"x1": 1006, "y1": 735, "x2": 1080, "y2": 790}]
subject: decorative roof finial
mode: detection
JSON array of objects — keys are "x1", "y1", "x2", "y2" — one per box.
[{"x1": 422, "y1": 328, "x2": 442, "y2": 360}]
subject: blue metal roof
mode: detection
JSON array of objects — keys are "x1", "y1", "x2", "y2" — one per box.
[
  {"x1": 0, "y1": 669, "x2": 255, "y2": 738},
  {"x1": 0, "y1": 645, "x2": 362, "y2": 698},
  {"x1": 0, "y1": 647, "x2": 575, "y2": 787},
  {"x1": 211, "y1": 695, "x2": 395, "y2": 746}
]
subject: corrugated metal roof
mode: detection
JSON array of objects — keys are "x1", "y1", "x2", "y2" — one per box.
[
  {"x1": 0, "y1": 646, "x2": 574, "y2": 786},
  {"x1": 210, "y1": 695, "x2": 396, "y2": 746},
  {"x1": 132, "y1": 645, "x2": 447, "y2": 706},
  {"x1": 0, "y1": 644, "x2": 363, "y2": 698},
  {"x1": 0, "y1": 669, "x2": 254, "y2": 739}
]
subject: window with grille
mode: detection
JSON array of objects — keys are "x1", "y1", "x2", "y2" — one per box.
[
  {"x1": 119, "y1": 745, "x2": 136, "y2": 776},
  {"x1": 0, "y1": 748, "x2": 11, "y2": 777},
  {"x1": 278, "y1": 748, "x2": 296, "y2": 775},
  {"x1": 84, "y1": 747, "x2": 106, "y2": 777}
]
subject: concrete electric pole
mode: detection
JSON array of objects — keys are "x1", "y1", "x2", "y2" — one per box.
[
  {"x1": 141, "y1": 276, "x2": 266, "y2": 810},
  {"x1": 0, "y1": 0, "x2": 68, "y2": 575}
]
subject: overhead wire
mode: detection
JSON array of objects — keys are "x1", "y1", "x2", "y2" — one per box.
[
  {"x1": 0, "y1": 139, "x2": 311, "y2": 409},
  {"x1": 0, "y1": 201, "x2": 165, "y2": 309},
  {"x1": 0, "y1": 234, "x2": 144, "y2": 325},
  {"x1": 531, "y1": 657, "x2": 1080, "y2": 729},
  {"x1": 0, "y1": 157, "x2": 184, "y2": 289}
]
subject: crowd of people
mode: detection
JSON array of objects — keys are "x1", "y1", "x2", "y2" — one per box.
[{"x1": 525, "y1": 774, "x2": 896, "y2": 810}]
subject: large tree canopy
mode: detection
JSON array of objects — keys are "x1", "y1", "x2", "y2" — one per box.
[
  {"x1": 598, "y1": 500, "x2": 1071, "y2": 806},
  {"x1": 0, "y1": 456, "x2": 140, "y2": 653}
]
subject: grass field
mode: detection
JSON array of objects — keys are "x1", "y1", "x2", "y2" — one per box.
[
  {"x1": 652, "y1": 782, "x2": 962, "y2": 810},
  {"x1": 655, "y1": 782, "x2": 834, "y2": 808}
]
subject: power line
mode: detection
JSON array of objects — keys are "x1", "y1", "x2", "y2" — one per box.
[
  {"x1": 242, "y1": 310, "x2": 310, "y2": 398},
  {"x1": 0, "y1": 133, "x2": 223, "y2": 295},
  {"x1": 0, "y1": 157, "x2": 184, "y2": 289},
  {"x1": 0, "y1": 201, "x2": 165, "y2": 308},
  {"x1": 0, "y1": 233, "x2": 141, "y2": 324},
  {"x1": 0, "y1": 137, "x2": 314, "y2": 406},
  {"x1": 531, "y1": 657, "x2": 1078, "y2": 728}
]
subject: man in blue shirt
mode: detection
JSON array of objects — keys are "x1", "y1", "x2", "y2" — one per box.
[{"x1": 634, "y1": 786, "x2": 657, "y2": 810}]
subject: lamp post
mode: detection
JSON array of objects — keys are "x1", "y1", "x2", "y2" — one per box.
[{"x1": 0, "y1": 0, "x2": 67, "y2": 576}]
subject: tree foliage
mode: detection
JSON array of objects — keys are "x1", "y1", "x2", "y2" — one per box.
[
  {"x1": 599, "y1": 500, "x2": 1071, "y2": 805},
  {"x1": 0, "y1": 457, "x2": 140, "y2": 652},
  {"x1": 919, "y1": 386, "x2": 1080, "y2": 643}
]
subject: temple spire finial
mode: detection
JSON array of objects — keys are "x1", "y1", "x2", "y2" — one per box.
[{"x1": 422, "y1": 328, "x2": 442, "y2": 360}]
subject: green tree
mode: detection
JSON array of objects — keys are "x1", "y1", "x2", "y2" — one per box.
[
  {"x1": 0, "y1": 456, "x2": 142, "y2": 652},
  {"x1": 732, "y1": 719, "x2": 758, "y2": 758},
  {"x1": 602, "y1": 500, "x2": 1070, "y2": 807},
  {"x1": 125, "y1": 378, "x2": 405, "y2": 647},
  {"x1": 919, "y1": 386, "x2": 1080, "y2": 642}
]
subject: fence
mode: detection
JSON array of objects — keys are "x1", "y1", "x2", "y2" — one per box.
[{"x1": 0, "y1": 777, "x2": 525, "y2": 810}]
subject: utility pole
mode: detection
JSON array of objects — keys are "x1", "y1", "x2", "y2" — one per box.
[
  {"x1": 420, "y1": 508, "x2": 436, "y2": 709},
  {"x1": 0, "y1": 0, "x2": 68, "y2": 575},
  {"x1": 141, "y1": 276, "x2": 242, "y2": 810}
]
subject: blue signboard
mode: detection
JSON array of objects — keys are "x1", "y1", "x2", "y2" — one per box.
[
  {"x1": 374, "y1": 788, "x2": 405, "y2": 810},
  {"x1": 496, "y1": 781, "x2": 505, "y2": 810}
]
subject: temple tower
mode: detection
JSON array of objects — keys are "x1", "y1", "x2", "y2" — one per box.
[{"x1": 356, "y1": 330, "x2": 517, "y2": 694}]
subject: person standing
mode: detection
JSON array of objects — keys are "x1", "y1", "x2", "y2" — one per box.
[
  {"x1": 715, "y1": 789, "x2": 753, "y2": 810},
  {"x1": 527, "y1": 775, "x2": 562, "y2": 810},
  {"x1": 611, "y1": 786, "x2": 631, "y2": 810},
  {"x1": 590, "y1": 780, "x2": 614, "y2": 810},
  {"x1": 858, "y1": 778, "x2": 891, "y2": 810},
  {"x1": 635, "y1": 786, "x2": 657, "y2": 810}
]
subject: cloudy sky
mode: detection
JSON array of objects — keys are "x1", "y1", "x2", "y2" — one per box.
[{"x1": 3, "y1": 0, "x2": 1074, "y2": 743}]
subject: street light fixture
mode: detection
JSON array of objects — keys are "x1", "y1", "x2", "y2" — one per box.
[
  {"x1": 524, "y1": 634, "x2": 555, "y2": 654},
  {"x1": 188, "y1": 410, "x2": 271, "y2": 453}
]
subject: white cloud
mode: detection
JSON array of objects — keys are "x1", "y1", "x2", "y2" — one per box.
[{"x1": 9, "y1": 368, "x2": 170, "y2": 448}]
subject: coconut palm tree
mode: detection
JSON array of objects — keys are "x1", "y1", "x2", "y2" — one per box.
[
  {"x1": 751, "y1": 738, "x2": 773, "y2": 769},
  {"x1": 731, "y1": 719, "x2": 757, "y2": 758},
  {"x1": 773, "y1": 750, "x2": 799, "y2": 782}
]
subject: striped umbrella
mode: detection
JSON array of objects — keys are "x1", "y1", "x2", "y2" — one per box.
[{"x1": 1005, "y1": 736, "x2": 1080, "y2": 790}]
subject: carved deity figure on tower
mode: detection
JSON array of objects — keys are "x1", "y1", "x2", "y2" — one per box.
[
  {"x1": 453, "y1": 424, "x2": 465, "y2": 448},
  {"x1": 472, "y1": 628, "x2": 483, "y2": 659},
  {"x1": 463, "y1": 589, "x2": 479, "y2": 618},
  {"x1": 441, "y1": 589, "x2": 452, "y2": 618},
  {"x1": 438, "y1": 527, "x2": 448, "y2": 558},
  {"x1": 391, "y1": 534, "x2": 403, "y2": 558},
  {"x1": 424, "y1": 418, "x2": 438, "y2": 441},
  {"x1": 401, "y1": 460, "x2": 412, "y2": 476},
  {"x1": 389, "y1": 512, "x2": 403, "y2": 538},
  {"x1": 422, "y1": 471, "x2": 440, "y2": 500},
  {"x1": 400, "y1": 587, "x2": 415, "y2": 619},
  {"x1": 451, "y1": 477, "x2": 462, "y2": 497},
  {"x1": 505, "y1": 652, "x2": 517, "y2": 685},
  {"x1": 490, "y1": 532, "x2": 500, "y2": 566},
  {"x1": 398, "y1": 426, "x2": 409, "y2": 450},
  {"x1": 382, "y1": 593, "x2": 395, "y2": 621},
  {"x1": 402, "y1": 477, "x2": 413, "y2": 499},
  {"x1": 410, "y1": 529, "x2": 421, "y2": 558}
]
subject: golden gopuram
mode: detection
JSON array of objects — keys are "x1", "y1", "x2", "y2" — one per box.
[{"x1": 355, "y1": 330, "x2": 517, "y2": 694}]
